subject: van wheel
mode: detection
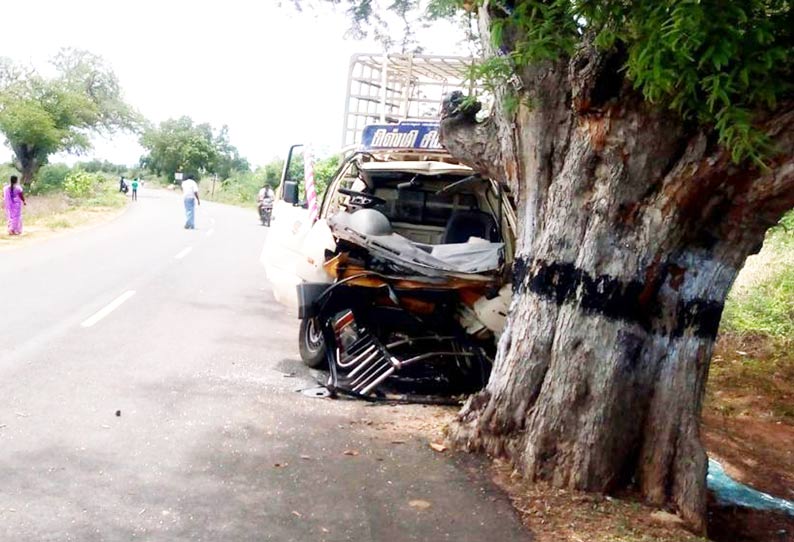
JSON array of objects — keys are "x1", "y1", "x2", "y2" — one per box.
[{"x1": 299, "y1": 317, "x2": 327, "y2": 368}]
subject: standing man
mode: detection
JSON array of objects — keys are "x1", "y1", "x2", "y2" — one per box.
[
  {"x1": 131, "y1": 178, "x2": 139, "y2": 201},
  {"x1": 181, "y1": 177, "x2": 200, "y2": 229}
]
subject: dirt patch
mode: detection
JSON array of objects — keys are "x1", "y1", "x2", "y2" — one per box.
[
  {"x1": 353, "y1": 393, "x2": 794, "y2": 542},
  {"x1": 704, "y1": 333, "x2": 794, "y2": 500},
  {"x1": 703, "y1": 413, "x2": 794, "y2": 499},
  {"x1": 491, "y1": 456, "x2": 794, "y2": 542},
  {"x1": 709, "y1": 505, "x2": 794, "y2": 542},
  {"x1": 0, "y1": 205, "x2": 126, "y2": 251},
  {"x1": 348, "y1": 402, "x2": 457, "y2": 445},
  {"x1": 490, "y1": 461, "x2": 703, "y2": 542}
]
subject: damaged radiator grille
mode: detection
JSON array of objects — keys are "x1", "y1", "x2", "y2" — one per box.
[
  {"x1": 336, "y1": 332, "x2": 396, "y2": 395},
  {"x1": 331, "y1": 312, "x2": 479, "y2": 397}
]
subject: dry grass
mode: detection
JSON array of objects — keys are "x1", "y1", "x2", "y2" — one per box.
[{"x1": 0, "y1": 190, "x2": 126, "y2": 249}]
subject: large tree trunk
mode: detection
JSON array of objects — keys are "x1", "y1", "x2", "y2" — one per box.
[
  {"x1": 441, "y1": 5, "x2": 794, "y2": 534},
  {"x1": 12, "y1": 143, "x2": 41, "y2": 187}
]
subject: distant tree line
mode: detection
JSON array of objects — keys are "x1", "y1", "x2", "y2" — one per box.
[
  {"x1": 0, "y1": 49, "x2": 139, "y2": 186},
  {"x1": 0, "y1": 48, "x2": 338, "y2": 200}
]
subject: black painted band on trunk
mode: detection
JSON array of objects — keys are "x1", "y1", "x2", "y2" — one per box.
[{"x1": 513, "y1": 257, "x2": 724, "y2": 340}]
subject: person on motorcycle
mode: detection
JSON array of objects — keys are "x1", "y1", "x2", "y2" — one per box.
[
  {"x1": 257, "y1": 185, "x2": 275, "y2": 226},
  {"x1": 257, "y1": 185, "x2": 274, "y2": 203}
]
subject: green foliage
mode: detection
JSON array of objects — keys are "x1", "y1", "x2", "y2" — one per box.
[
  {"x1": 0, "y1": 49, "x2": 140, "y2": 183},
  {"x1": 75, "y1": 159, "x2": 127, "y2": 175},
  {"x1": 722, "y1": 266, "x2": 794, "y2": 338},
  {"x1": 63, "y1": 170, "x2": 104, "y2": 199},
  {"x1": 139, "y1": 117, "x2": 249, "y2": 181},
  {"x1": 0, "y1": 162, "x2": 18, "y2": 183},
  {"x1": 771, "y1": 211, "x2": 794, "y2": 237},
  {"x1": 261, "y1": 158, "x2": 284, "y2": 188},
  {"x1": 356, "y1": 0, "x2": 794, "y2": 165},
  {"x1": 34, "y1": 164, "x2": 71, "y2": 194},
  {"x1": 80, "y1": 177, "x2": 127, "y2": 208},
  {"x1": 207, "y1": 153, "x2": 341, "y2": 207},
  {"x1": 314, "y1": 153, "x2": 341, "y2": 195},
  {"x1": 611, "y1": 1, "x2": 791, "y2": 164},
  {"x1": 209, "y1": 170, "x2": 267, "y2": 205},
  {"x1": 723, "y1": 212, "x2": 794, "y2": 337}
]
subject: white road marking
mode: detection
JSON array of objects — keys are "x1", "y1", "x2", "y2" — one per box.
[
  {"x1": 81, "y1": 290, "x2": 136, "y2": 328},
  {"x1": 175, "y1": 246, "x2": 193, "y2": 259},
  {"x1": 206, "y1": 228, "x2": 215, "y2": 237}
]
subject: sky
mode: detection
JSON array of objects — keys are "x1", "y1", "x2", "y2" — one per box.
[{"x1": 0, "y1": 0, "x2": 467, "y2": 168}]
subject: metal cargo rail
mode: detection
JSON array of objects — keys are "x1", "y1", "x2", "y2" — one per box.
[{"x1": 341, "y1": 53, "x2": 478, "y2": 147}]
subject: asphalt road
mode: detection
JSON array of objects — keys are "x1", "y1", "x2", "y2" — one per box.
[{"x1": 0, "y1": 188, "x2": 529, "y2": 542}]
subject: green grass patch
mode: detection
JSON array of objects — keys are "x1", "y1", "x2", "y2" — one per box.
[
  {"x1": 79, "y1": 188, "x2": 127, "y2": 208},
  {"x1": 721, "y1": 213, "x2": 794, "y2": 338},
  {"x1": 721, "y1": 266, "x2": 794, "y2": 337},
  {"x1": 201, "y1": 174, "x2": 263, "y2": 207}
]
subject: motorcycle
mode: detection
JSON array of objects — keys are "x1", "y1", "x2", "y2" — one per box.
[{"x1": 258, "y1": 197, "x2": 273, "y2": 226}]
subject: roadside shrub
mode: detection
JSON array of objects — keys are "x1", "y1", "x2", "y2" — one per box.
[
  {"x1": 63, "y1": 170, "x2": 103, "y2": 199},
  {"x1": 722, "y1": 266, "x2": 794, "y2": 338},
  {"x1": 0, "y1": 163, "x2": 19, "y2": 184},
  {"x1": 35, "y1": 164, "x2": 71, "y2": 194}
]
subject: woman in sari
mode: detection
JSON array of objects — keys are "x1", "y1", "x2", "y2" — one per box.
[{"x1": 3, "y1": 175, "x2": 26, "y2": 235}]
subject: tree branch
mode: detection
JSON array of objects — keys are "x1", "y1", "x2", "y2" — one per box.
[
  {"x1": 439, "y1": 91, "x2": 507, "y2": 182},
  {"x1": 745, "y1": 105, "x2": 794, "y2": 208}
]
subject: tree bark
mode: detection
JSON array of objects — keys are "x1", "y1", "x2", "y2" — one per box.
[
  {"x1": 441, "y1": 3, "x2": 794, "y2": 534},
  {"x1": 12, "y1": 143, "x2": 41, "y2": 187}
]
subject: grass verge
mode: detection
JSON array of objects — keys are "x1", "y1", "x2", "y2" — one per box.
[{"x1": 0, "y1": 182, "x2": 126, "y2": 248}]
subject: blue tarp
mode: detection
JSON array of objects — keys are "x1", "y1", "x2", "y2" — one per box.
[{"x1": 708, "y1": 459, "x2": 794, "y2": 516}]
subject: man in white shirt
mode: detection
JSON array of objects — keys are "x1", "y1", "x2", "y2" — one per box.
[
  {"x1": 257, "y1": 185, "x2": 274, "y2": 202},
  {"x1": 181, "y1": 177, "x2": 201, "y2": 229}
]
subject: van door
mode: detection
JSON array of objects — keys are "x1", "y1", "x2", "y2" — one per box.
[{"x1": 262, "y1": 145, "x2": 314, "y2": 308}]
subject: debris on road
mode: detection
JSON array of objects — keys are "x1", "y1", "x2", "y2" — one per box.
[
  {"x1": 429, "y1": 442, "x2": 447, "y2": 453},
  {"x1": 409, "y1": 499, "x2": 432, "y2": 510},
  {"x1": 650, "y1": 511, "x2": 684, "y2": 526}
]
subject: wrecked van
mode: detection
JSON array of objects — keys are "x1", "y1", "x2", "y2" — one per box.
[{"x1": 263, "y1": 122, "x2": 516, "y2": 397}]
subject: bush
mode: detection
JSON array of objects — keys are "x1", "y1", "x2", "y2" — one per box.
[
  {"x1": 34, "y1": 164, "x2": 71, "y2": 194},
  {"x1": 722, "y1": 266, "x2": 794, "y2": 338},
  {"x1": 722, "y1": 212, "x2": 794, "y2": 338},
  {"x1": 63, "y1": 170, "x2": 103, "y2": 199},
  {"x1": 0, "y1": 163, "x2": 19, "y2": 185}
]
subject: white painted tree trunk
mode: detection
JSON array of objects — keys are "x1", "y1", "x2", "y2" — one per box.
[{"x1": 440, "y1": 4, "x2": 794, "y2": 533}]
